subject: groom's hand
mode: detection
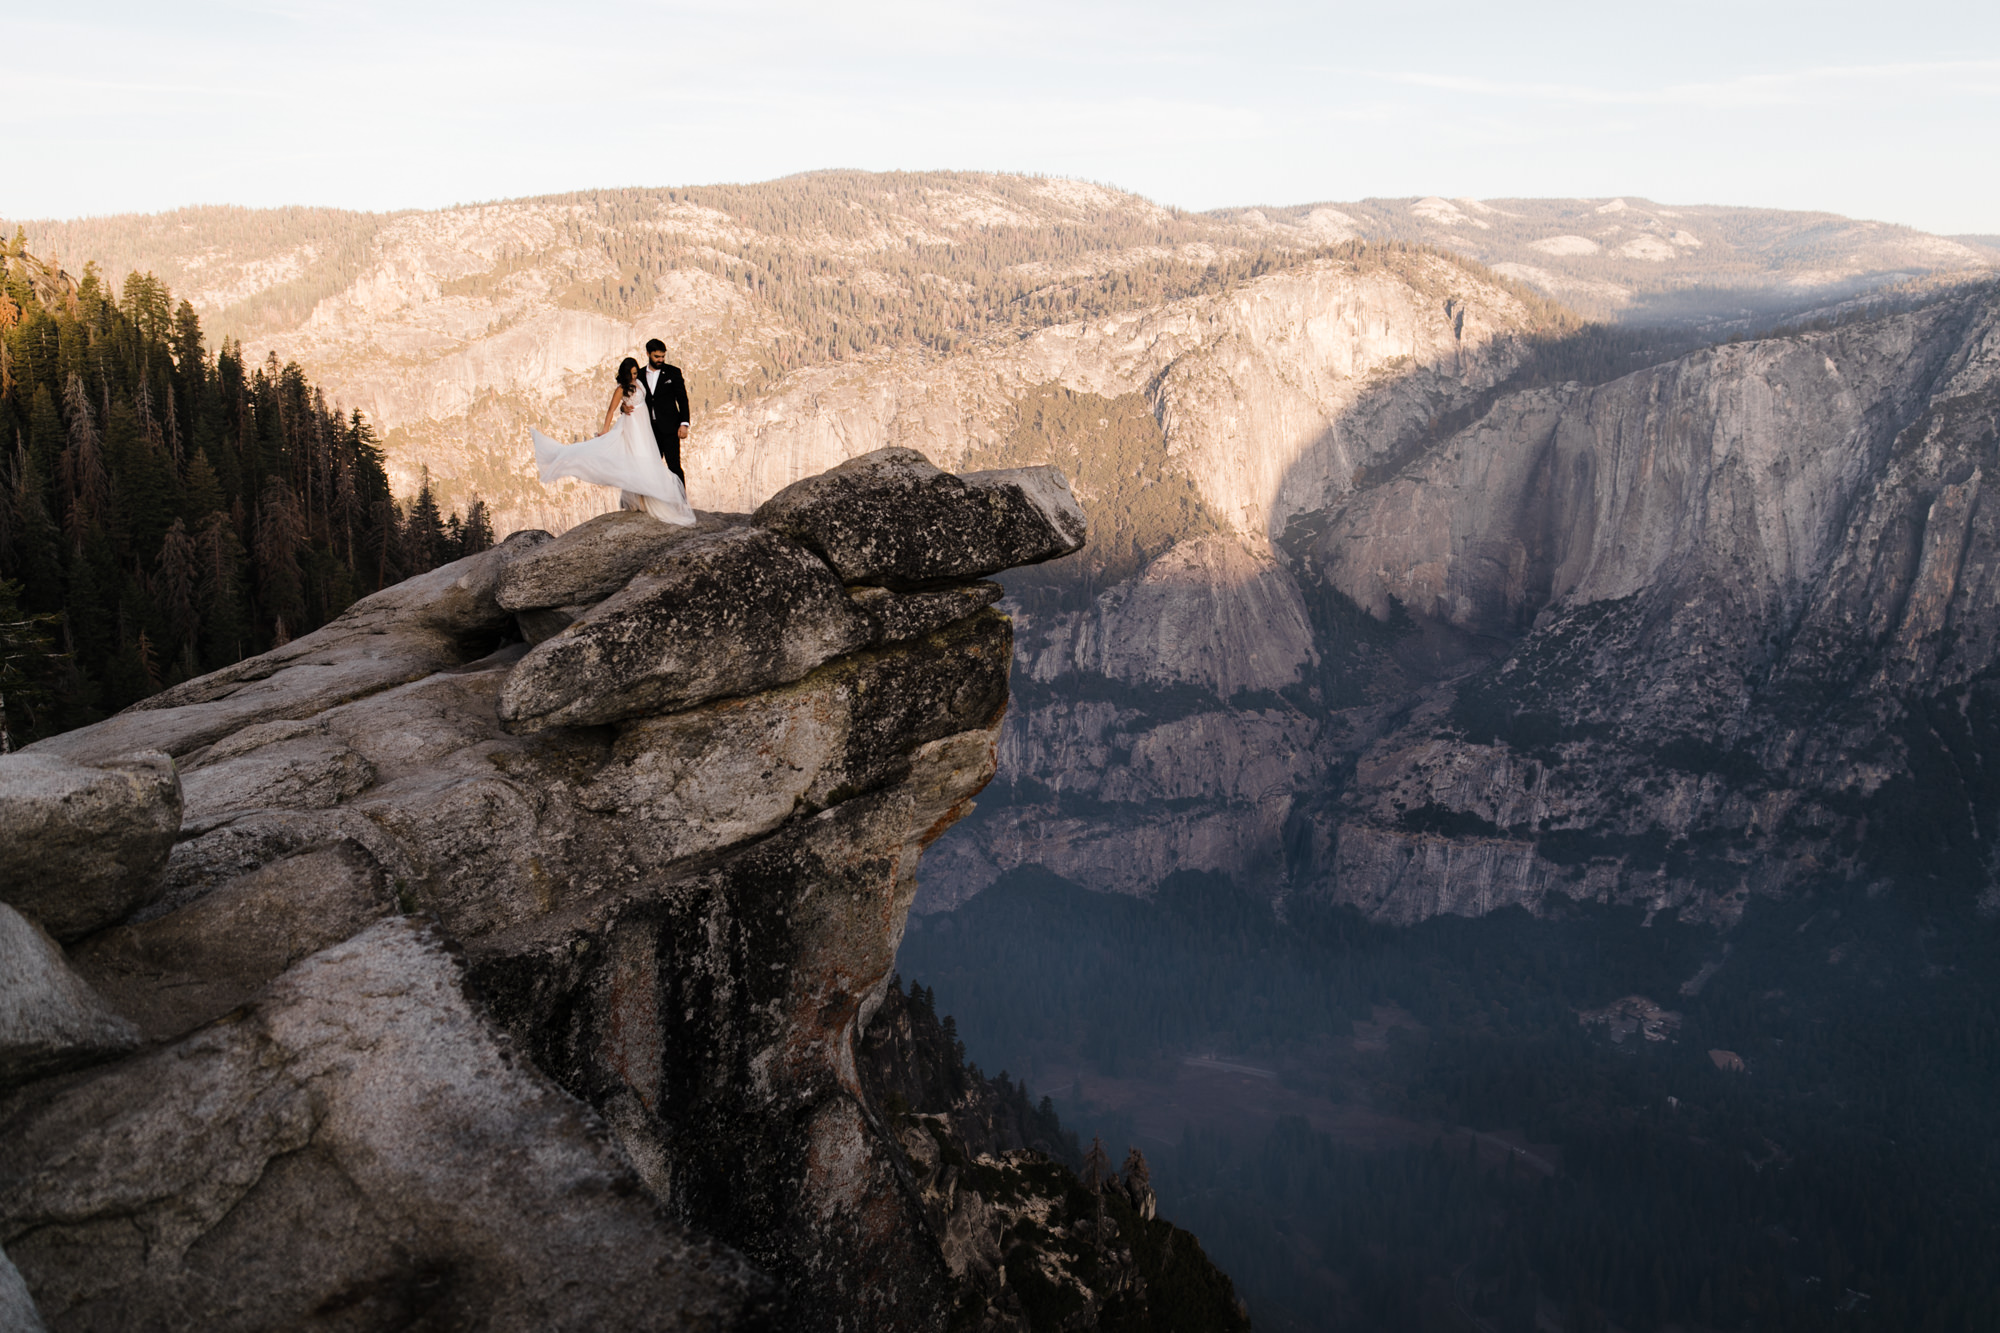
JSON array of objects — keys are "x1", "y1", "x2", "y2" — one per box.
[
  {"x1": 678, "y1": 423, "x2": 690, "y2": 440},
  {"x1": 622, "y1": 401, "x2": 636, "y2": 414}
]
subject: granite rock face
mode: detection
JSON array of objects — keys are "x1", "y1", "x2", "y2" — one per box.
[
  {"x1": 916, "y1": 281, "x2": 2000, "y2": 928},
  {"x1": 753, "y1": 447, "x2": 1087, "y2": 587},
  {"x1": 498, "y1": 525, "x2": 874, "y2": 731},
  {"x1": 0, "y1": 753, "x2": 182, "y2": 941},
  {"x1": 0, "y1": 905, "x2": 138, "y2": 1086},
  {"x1": 1, "y1": 451, "x2": 1074, "y2": 1332},
  {"x1": 1284, "y1": 288, "x2": 2000, "y2": 923},
  {"x1": 854, "y1": 979, "x2": 1249, "y2": 1331},
  {"x1": 3, "y1": 919, "x2": 768, "y2": 1332}
]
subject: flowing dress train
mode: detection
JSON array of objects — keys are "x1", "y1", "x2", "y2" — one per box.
[{"x1": 530, "y1": 389, "x2": 695, "y2": 525}]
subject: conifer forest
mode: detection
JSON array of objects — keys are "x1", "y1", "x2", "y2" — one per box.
[{"x1": 0, "y1": 238, "x2": 491, "y2": 748}]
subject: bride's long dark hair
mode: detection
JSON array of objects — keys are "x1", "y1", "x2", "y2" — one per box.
[{"x1": 615, "y1": 356, "x2": 640, "y2": 391}]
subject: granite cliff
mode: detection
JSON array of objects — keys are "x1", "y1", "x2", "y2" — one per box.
[
  {"x1": 1290, "y1": 284, "x2": 2000, "y2": 923},
  {"x1": 902, "y1": 279, "x2": 2000, "y2": 927},
  {"x1": 22, "y1": 179, "x2": 2000, "y2": 943},
  {"x1": 0, "y1": 450, "x2": 1244, "y2": 1331}
]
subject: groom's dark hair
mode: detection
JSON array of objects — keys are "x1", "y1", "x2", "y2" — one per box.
[{"x1": 645, "y1": 338, "x2": 666, "y2": 354}]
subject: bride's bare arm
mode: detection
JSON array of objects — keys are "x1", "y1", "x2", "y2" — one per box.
[{"x1": 601, "y1": 385, "x2": 626, "y2": 435}]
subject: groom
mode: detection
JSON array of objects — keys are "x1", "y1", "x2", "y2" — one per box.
[{"x1": 639, "y1": 338, "x2": 691, "y2": 488}]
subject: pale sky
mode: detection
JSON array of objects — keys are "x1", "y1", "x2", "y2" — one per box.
[{"x1": 6, "y1": 0, "x2": 1998, "y2": 234}]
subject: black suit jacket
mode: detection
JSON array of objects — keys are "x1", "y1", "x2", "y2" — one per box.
[{"x1": 640, "y1": 363, "x2": 690, "y2": 481}]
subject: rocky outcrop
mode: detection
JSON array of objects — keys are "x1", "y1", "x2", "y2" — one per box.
[
  {"x1": 856, "y1": 980, "x2": 1248, "y2": 1332},
  {"x1": 4, "y1": 919, "x2": 768, "y2": 1332},
  {"x1": 0, "y1": 450, "x2": 1091, "y2": 1331},
  {"x1": 0, "y1": 753, "x2": 182, "y2": 941},
  {"x1": 497, "y1": 525, "x2": 875, "y2": 730},
  {"x1": 753, "y1": 448, "x2": 1087, "y2": 586}
]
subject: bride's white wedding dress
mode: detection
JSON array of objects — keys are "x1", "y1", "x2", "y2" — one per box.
[{"x1": 530, "y1": 390, "x2": 696, "y2": 525}]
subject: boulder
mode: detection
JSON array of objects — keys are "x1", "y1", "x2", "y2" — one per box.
[
  {"x1": 496, "y1": 509, "x2": 744, "y2": 612},
  {"x1": 575, "y1": 611, "x2": 1011, "y2": 868},
  {"x1": 0, "y1": 448, "x2": 1071, "y2": 1332},
  {"x1": 0, "y1": 904, "x2": 139, "y2": 1087},
  {"x1": 752, "y1": 447, "x2": 1087, "y2": 586},
  {"x1": 0, "y1": 918, "x2": 770, "y2": 1331},
  {"x1": 498, "y1": 526, "x2": 872, "y2": 731},
  {"x1": 0, "y1": 751, "x2": 182, "y2": 940}
]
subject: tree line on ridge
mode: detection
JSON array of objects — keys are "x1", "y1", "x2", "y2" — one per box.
[{"x1": 0, "y1": 236, "x2": 491, "y2": 747}]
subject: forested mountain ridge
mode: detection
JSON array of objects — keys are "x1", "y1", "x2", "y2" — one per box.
[
  {"x1": 9, "y1": 173, "x2": 1999, "y2": 1332},
  {"x1": 0, "y1": 237, "x2": 492, "y2": 745},
  {"x1": 14, "y1": 173, "x2": 1998, "y2": 921},
  {"x1": 1216, "y1": 195, "x2": 1995, "y2": 324},
  {"x1": 8, "y1": 173, "x2": 1989, "y2": 537}
]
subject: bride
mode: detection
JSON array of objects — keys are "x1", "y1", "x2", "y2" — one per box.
[{"x1": 530, "y1": 356, "x2": 696, "y2": 525}]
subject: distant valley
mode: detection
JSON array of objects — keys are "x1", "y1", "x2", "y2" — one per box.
[
  {"x1": 13, "y1": 172, "x2": 2000, "y2": 932},
  {"x1": 12, "y1": 172, "x2": 2000, "y2": 1332}
]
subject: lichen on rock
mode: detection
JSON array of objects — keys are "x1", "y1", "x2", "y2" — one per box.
[{"x1": 753, "y1": 447, "x2": 1087, "y2": 588}]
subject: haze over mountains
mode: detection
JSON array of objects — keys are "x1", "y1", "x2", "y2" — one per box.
[
  {"x1": 12, "y1": 171, "x2": 2000, "y2": 930},
  {"x1": 14, "y1": 169, "x2": 2000, "y2": 933},
  {"x1": 12, "y1": 171, "x2": 2000, "y2": 1329},
  {"x1": 11, "y1": 173, "x2": 1994, "y2": 533}
]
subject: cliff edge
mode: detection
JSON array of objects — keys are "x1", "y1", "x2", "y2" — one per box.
[{"x1": 0, "y1": 449, "x2": 1235, "y2": 1331}]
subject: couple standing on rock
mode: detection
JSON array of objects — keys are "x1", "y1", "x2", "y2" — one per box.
[{"x1": 530, "y1": 338, "x2": 697, "y2": 526}]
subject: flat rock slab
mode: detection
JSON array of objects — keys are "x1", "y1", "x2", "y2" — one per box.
[
  {"x1": 499, "y1": 526, "x2": 872, "y2": 731},
  {"x1": 0, "y1": 903, "x2": 139, "y2": 1087},
  {"x1": 753, "y1": 447, "x2": 1087, "y2": 587},
  {"x1": 496, "y1": 509, "x2": 745, "y2": 612},
  {"x1": 26, "y1": 533, "x2": 550, "y2": 767},
  {"x1": 0, "y1": 918, "x2": 770, "y2": 1331},
  {"x1": 0, "y1": 751, "x2": 182, "y2": 940},
  {"x1": 73, "y1": 840, "x2": 391, "y2": 1042}
]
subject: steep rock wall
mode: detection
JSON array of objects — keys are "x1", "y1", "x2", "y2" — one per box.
[
  {"x1": 1297, "y1": 287, "x2": 2000, "y2": 921},
  {"x1": 0, "y1": 451, "x2": 1155, "y2": 1331},
  {"x1": 692, "y1": 255, "x2": 1534, "y2": 539}
]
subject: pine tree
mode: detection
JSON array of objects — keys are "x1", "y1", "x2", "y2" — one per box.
[
  {"x1": 155, "y1": 517, "x2": 198, "y2": 667},
  {"x1": 59, "y1": 372, "x2": 109, "y2": 549},
  {"x1": 459, "y1": 497, "x2": 495, "y2": 556},
  {"x1": 0, "y1": 246, "x2": 489, "y2": 742},
  {"x1": 0, "y1": 576, "x2": 63, "y2": 752},
  {"x1": 255, "y1": 474, "x2": 306, "y2": 643},
  {"x1": 197, "y1": 512, "x2": 251, "y2": 666},
  {"x1": 404, "y1": 466, "x2": 446, "y2": 574},
  {"x1": 181, "y1": 447, "x2": 225, "y2": 525},
  {"x1": 1082, "y1": 1136, "x2": 1113, "y2": 1254}
]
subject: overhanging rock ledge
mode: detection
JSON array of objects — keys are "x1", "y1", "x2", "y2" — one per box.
[{"x1": 0, "y1": 447, "x2": 1088, "y2": 1332}]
